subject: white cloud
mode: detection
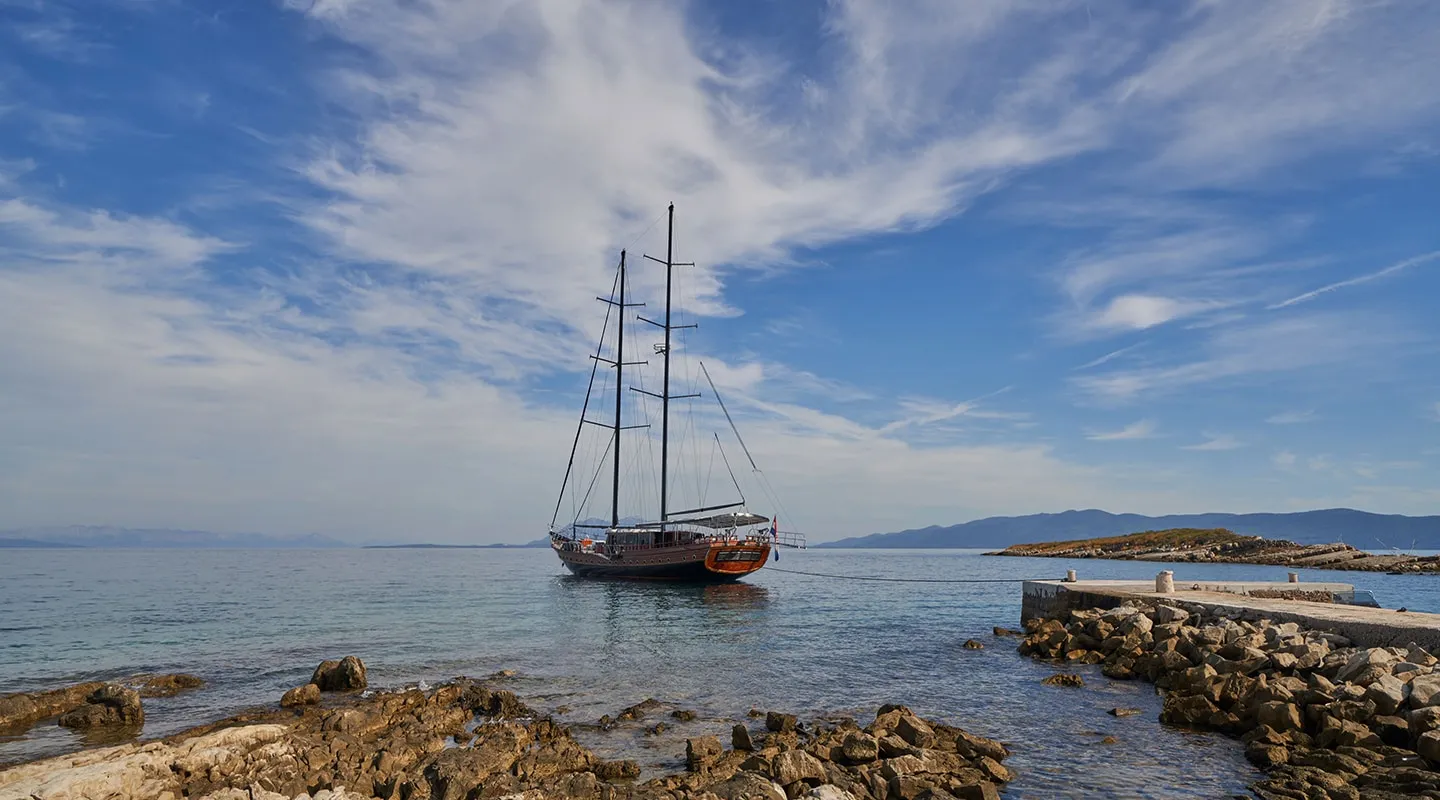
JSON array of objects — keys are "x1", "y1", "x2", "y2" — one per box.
[
  {"x1": 1273, "y1": 451, "x2": 1297, "y2": 469},
  {"x1": 1092, "y1": 294, "x2": 1221, "y2": 331},
  {"x1": 1086, "y1": 419, "x2": 1156, "y2": 441},
  {"x1": 1267, "y1": 409, "x2": 1317, "y2": 425},
  {"x1": 1181, "y1": 433, "x2": 1244, "y2": 452}
]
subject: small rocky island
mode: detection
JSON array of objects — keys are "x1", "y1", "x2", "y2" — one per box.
[{"x1": 988, "y1": 528, "x2": 1440, "y2": 573}]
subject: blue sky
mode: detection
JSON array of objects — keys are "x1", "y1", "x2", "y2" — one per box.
[{"x1": 1, "y1": 0, "x2": 1438, "y2": 543}]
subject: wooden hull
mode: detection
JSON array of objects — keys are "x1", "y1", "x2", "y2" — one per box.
[{"x1": 553, "y1": 539, "x2": 770, "y2": 582}]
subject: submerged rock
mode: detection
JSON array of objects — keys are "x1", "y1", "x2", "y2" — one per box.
[
  {"x1": 129, "y1": 673, "x2": 205, "y2": 698},
  {"x1": 1041, "y1": 673, "x2": 1084, "y2": 688}
]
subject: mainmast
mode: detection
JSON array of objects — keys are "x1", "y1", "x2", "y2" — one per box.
[
  {"x1": 660, "y1": 206, "x2": 673, "y2": 531},
  {"x1": 611, "y1": 251, "x2": 626, "y2": 528},
  {"x1": 638, "y1": 204, "x2": 696, "y2": 533}
]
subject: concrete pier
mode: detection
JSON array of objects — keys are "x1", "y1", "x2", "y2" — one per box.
[{"x1": 1021, "y1": 578, "x2": 1440, "y2": 651}]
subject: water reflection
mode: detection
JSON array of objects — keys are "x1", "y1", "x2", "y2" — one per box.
[{"x1": 700, "y1": 582, "x2": 769, "y2": 610}]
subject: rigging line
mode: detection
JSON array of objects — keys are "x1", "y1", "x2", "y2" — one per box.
[
  {"x1": 698, "y1": 361, "x2": 758, "y2": 471},
  {"x1": 623, "y1": 208, "x2": 668, "y2": 253},
  {"x1": 571, "y1": 434, "x2": 616, "y2": 529},
  {"x1": 551, "y1": 260, "x2": 622, "y2": 529},
  {"x1": 762, "y1": 567, "x2": 1031, "y2": 583},
  {"x1": 701, "y1": 431, "x2": 717, "y2": 508},
  {"x1": 714, "y1": 432, "x2": 745, "y2": 503}
]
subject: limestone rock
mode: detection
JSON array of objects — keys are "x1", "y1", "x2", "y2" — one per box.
[
  {"x1": 57, "y1": 684, "x2": 143, "y2": 729},
  {"x1": 311, "y1": 656, "x2": 367, "y2": 692},
  {"x1": 1336, "y1": 648, "x2": 1396, "y2": 684},
  {"x1": 0, "y1": 681, "x2": 106, "y2": 734},
  {"x1": 807, "y1": 786, "x2": 858, "y2": 800},
  {"x1": 1419, "y1": 730, "x2": 1440, "y2": 763},
  {"x1": 733, "y1": 723, "x2": 755, "y2": 751},
  {"x1": 707, "y1": 770, "x2": 787, "y2": 800},
  {"x1": 1108, "y1": 707, "x2": 1141, "y2": 717},
  {"x1": 895, "y1": 714, "x2": 936, "y2": 748},
  {"x1": 281, "y1": 683, "x2": 321, "y2": 707},
  {"x1": 1409, "y1": 673, "x2": 1440, "y2": 709},
  {"x1": 1041, "y1": 674, "x2": 1084, "y2": 688},
  {"x1": 962, "y1": 639, "x2": 985, "y2": 650},
  {"x1": 1365, "y1": 674, "x2": 1408, "y2": 716},
  {"x1": 1154, "y1": 605, "x2": 1190, "y2": 625},
  {"x1": 772, "y1": 750, "x2": 827, "y2": 785},
  {"x1": 1255, "y1": 702, "x2": 1303, "y2": 733},
  {"x1": 840, "y1": 732, "x2": 879, "y2": 764},
  {"x1": 687, "y1": 735, "x2": 724, "y2": 771},
  {"x1": 766, "y1": 711, "x2": 798, "y2": 732}
]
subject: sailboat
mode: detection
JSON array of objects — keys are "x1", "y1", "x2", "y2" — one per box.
[{"x1": 548, "y1": 204, "x2": 803, "y2": 581}]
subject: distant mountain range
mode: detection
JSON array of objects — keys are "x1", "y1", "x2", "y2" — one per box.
[
  {"x1": 0, "y1": 526, "x2": 350, "y2": 549},
  {"x1": 364, "y1": 539, "x2": 549, "y2": 549},
  {"x1": 818, "y1": 509, "x2": 1440, "y2": 550}
]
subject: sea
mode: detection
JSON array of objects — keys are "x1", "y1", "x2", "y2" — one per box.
[{"x1": 4, "y1": 547, "x2": 1440, "y2": 798}]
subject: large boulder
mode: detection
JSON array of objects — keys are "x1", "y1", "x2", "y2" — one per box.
[
  {"x1": 56, "y1": 684, "x2": 143, "y2": 729},
  {"x1": 840, "y1": 732, "x2": 879, "y2": 764},
  {"x1": 732, "y1": 723, "x2": 755, "y2": 751},
  {"x1": 1336, "y1": 648, "x2": 1396, "y2": 684},
  {"x1": 765, "y1": 711, "x2": 798, "y2": 732},
  {"x1": 686, "y1": 735, "x2": 724, "y2": 771},
  {"x1": 280, "y1": 683, "x2": 321, "y2": 707},
  {"x1": 1366, "y1": 674, "x2": 1408, "y2": 715},
  {"x1": 1255, "y1": 701, "x2": 1303, "y2": 733},
  {"x1": 1410, "y1": 673, "x2": 1440, "y2": 709},
  {"x1": 1154, "y1": 605, "x2": 1190, "y2": 625},
  {"x1": 771, "y1": 750, "x2": 827, "y2": 786},
  {"x1": 706, "y1": 771, "x2": 787, "y2": 800},
  {"x1": 1419, "y1": 730, "x2": 1440, "y2": 764},
  {"x1": 311, "y1": 656, "x2": 367, "y2": 691}
]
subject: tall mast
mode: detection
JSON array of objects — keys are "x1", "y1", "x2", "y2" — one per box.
[
  {"x1": 660, "y1": 205, "x2": 674, "y2": 532},
  {"x1": 637, "y1": 204, "x2": 695, "y2": 532},
  {"x1": 611, "y1": 251, "x2": 626, "y2": 528}
]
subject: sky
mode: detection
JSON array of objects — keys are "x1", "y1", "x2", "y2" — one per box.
[{"x1": 1, "y1": 0, "x2": 1438, "y2": 545}]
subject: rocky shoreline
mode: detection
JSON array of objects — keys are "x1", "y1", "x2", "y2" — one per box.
[
  {"x1": 1019, "y1": 598, "x2": 1440, "y2": 799},
  {"x1": 0, "y1": 662, "x2": 1014, "y2": 800},
  {"x1": 989, "y1": 527, "x2": 1440, "y2": 574}
]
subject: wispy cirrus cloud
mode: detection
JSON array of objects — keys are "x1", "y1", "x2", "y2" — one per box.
[
  {"x1": 1086, "y1": 419, "x2": 1157, "y2": 442},
  {"x1": 1181, "y1": 433, "x2": 1244, "y2": 452},
  {"x1": 1266, "y1": 409, "x2": 1317, "y2": 425},
  {"x1": 1073, "y1": 311, "x2": 1411, "y2": 402},
  {"x1": 1269, "y1": 250, "x2": 1440, "y2": 309}
]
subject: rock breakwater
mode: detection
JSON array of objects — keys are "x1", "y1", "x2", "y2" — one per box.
[
  {"x1": 990, "y1": 527, "x2": 1440, "y2": 574},
  {"x1": 0, "y1": 675, "x2": 1014, "y2": 800},
  {"x1": 1020, "y1": 599, "x2": 1440, "y2": 799}
]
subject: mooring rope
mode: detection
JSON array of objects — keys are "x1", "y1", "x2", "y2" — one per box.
[{"x1": 762, "y1": 566, "x2": 1031, "y2": 583}]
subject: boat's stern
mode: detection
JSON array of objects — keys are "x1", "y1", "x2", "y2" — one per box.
[{"x1": 704, "y1": 540, "x2": 771, "y2": 576}]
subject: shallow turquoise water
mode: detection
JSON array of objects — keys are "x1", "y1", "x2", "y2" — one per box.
[{"x1": 2, "y1": 547, "x2": 1435, "y2": 797}]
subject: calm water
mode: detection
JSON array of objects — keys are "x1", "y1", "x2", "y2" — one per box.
[{"x1": 3, "y1": 548, "x2": 1439, "y2": 797}]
